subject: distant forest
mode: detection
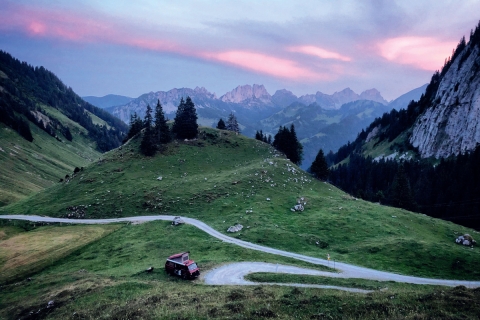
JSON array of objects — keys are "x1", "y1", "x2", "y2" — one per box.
[{"x1": 0, "y1": 50, "x2": 127, "y2": 152}]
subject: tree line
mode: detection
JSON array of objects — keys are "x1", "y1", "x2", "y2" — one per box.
[{"x1": 328, "y1": 150, "x2": 480, "y2": 229}]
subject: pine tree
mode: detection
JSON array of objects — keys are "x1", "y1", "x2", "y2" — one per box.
[
  {"x1": 124, "y1": 112, "x2": 143, "y2": 143},
  {"x1": 172, "y1": 96, "x2": 198, "y2": 139},
  {"x1": 226, "y1": 112, "x2": 240, "y2": 133},
  {"x1": 140, "y1": 104, "x2": 156, "y2": 156},
  {"x1": 272, "y1": 125, "x2": 303, "y2": 165},
  {"x1": 217, "y1": 118, "x2": 226, "y2": 130},
  {"x1": 310, "y1": 149, "x2": 329, "y2": 180},
  {"x1": 389, "y1": 165, "x2": 416, "y2": 211},
  {"x1": 154, "y1": 99, "x2": 170, "y2": 144}
]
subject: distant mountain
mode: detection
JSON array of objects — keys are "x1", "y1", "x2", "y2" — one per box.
[
  {"x1": 388, "y1": 84, "x2": 428, "y2": 110},
  {"x1": 82, "y1": 94, "x2": 134, "y2": 109},
  {"x1": 297, "y1": 88, "x2": 388, "y2": 109},
  {"x1": 220, "y1": 84, "x2": 273, "y2": 108},
  {"x1": 108, "y1": 85, "x2": 283, "y2": 137},
  {"x1": 0, "y1": 50, "x2": 128, "y2": 206},
  {"x1": 257, "y1": 99, "x2": 391, "y2": 169}
]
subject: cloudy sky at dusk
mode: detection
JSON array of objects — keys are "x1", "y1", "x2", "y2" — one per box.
[{"x1": 1, "y1": 0, "x2": 479, "y2": 100}]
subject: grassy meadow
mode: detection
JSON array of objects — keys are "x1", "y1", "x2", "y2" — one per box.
[
  {"x1": 2, "y1": 220, "x2": 480, "y2": 319},
  {"x1": 2, "y1": 127, "x2": 480, "y2": 281}
]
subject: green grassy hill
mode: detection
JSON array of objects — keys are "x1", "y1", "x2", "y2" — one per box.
[{"x1": 2, "y1": 128, "x2": 479, "y2": 280}]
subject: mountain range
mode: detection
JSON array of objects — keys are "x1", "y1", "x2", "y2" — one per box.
[{"x1": 101, "y1": 84, "x2": 424, "y2": 168}]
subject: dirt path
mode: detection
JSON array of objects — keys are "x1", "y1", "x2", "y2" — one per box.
[{"x1": 1, "y1": 214, "x2": 480, "y2": 289}]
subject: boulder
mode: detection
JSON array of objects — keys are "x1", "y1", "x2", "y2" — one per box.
[
  {"x1": 292, "y1": 204, "x2": 304, "y2": 212},
  {"x1": 455, "y1": 234, "x2": 476, "y2": 246},
  {"x1": 157, "y1": 176, "x2": 163, "y2": 181},
  {"x1": 227, "y1": 224, "x2": 243, "y2": 233},
  {"x1": 172, "y1": 217, "x2": 185, "y2": 226}
]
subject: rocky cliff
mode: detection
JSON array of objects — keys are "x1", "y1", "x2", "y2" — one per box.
[{"x1": 410, "y1": 39, "x2": 480, "y2": 158}]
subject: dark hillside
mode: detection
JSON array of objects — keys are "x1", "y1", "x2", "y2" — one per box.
[{"x1": 0, "y1": 50, "x2": 127, "y2": 152}]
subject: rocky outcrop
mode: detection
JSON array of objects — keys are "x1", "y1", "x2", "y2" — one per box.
[
  {"x1": 220, "y1": 84, "x2": 273, "y2": 107},
  {"x1": 410, "y1": 43, "x2": 480, "y2": 158}
]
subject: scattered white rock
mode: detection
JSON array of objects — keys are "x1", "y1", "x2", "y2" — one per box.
[
  {"x1": 157, "y1": 176, "x2": 163, "y2": 181},
  {"x1": 227, "y1": 224, "x2": 243, "y2": 233},
  {"x1": 455, "y1": 234, "x2": 476, "y2": 246},
  {"x1": 266, "y1": 198, "x2": 271, "y2": 201}
]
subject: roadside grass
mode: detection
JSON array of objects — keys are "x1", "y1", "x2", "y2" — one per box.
[
  {"x1": 2, "y1": 221, "x2": 480, "y2": 319},
  {"x1": 246, "y1": 273, "x2": 418, "y2": 291},
  {"x1": 2, "y1": 128, "x2": 480, "y2": 280},
  {"x1": 0, "y1": 222, "x2": 120, "y2": 284}
]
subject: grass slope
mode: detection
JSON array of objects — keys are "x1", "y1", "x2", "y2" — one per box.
[
  {"x1": 2, "y1": 128, "x2": 480, "y2": 280},
  {"x1": 2, "y1": 220, "x2": 480, "y2": 319},
  {"x1": 0, "y1": 117, "x2": 101, "y2": 206}
]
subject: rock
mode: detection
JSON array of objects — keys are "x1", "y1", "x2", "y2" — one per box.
[
  {"x1": 455, "y1": 234, "x2": 476, "y2": 246},
  {"x1": 146, "y1": 266, "x2": 154, "y2": 273},
  {"x1": 227, "y1": 224, "x2": 243, "y2": 233},
  {"x1": 293, "y1": 204, "x2": 304, "y2": 212},
  {"x1": 266, "y1": 198, "x2": 270, "y2": 201},
  {"x1": 47, "y1": 301, "x2": 55, "y2": 308},
  {"x1": 157, "y1": 176, "x2": 163, "y2": 181},
  {"x1": 172, "y1": 217, "x2": 185, "y2": 226}
]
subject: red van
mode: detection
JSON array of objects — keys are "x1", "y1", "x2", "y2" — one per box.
[{"x1": 165, "y1": 252, "x2": 200, "y2": 279}]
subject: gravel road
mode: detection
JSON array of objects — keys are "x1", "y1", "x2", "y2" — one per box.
[{"x1": 1, "y1": 214, "x2": 479, "y2": 289}]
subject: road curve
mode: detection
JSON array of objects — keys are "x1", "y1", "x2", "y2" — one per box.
[{"x1": 1, "y1": 214, "x2": 480, "y2": 288}]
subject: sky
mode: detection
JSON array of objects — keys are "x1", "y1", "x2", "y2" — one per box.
[{"x1": 0, "y1": 0, "x2": 479, "y2": 101}]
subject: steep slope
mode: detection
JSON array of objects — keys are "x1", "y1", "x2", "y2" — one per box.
[
  {"x1": 410, "y1": 35, "x2": 480, "y2": 158},
  {"x1": 82, "y1": 94, "x2": 134, "y2": 109},
  {"x1": 327, "y1": 22, "x2": 480, "y2": 229},
  {"x1": 2, "y1": 128, "x2": 479, "y2": 280},
  {"x1": 0, "y1": 51, "x2": 127, "y2": 206}
]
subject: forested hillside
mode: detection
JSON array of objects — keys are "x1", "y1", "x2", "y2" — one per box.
[
  {"x1": 0, "y1": 51, "x2": 127, "y2": 152},
  {"x1": 326, "y1": 21, "x2": 480, "y2": 229}
]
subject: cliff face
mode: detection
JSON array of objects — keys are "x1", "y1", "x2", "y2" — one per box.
[{"x1": 410, "y1": 42, "x2": 480, "y2": 158}]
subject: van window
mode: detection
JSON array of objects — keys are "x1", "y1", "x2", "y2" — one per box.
[{"x1": 188, "y1": 263, "x2": 198, "y2": 271}]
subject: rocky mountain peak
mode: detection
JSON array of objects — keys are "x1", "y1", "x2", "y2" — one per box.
[
  {"x1": 359, "y1": 89, "x2": 388, "y2": 105},
  {"x1": 220, "y1": 84, "x2": 271, "y2": 103}
]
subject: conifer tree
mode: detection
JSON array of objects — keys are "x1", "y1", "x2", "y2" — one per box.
[
  {"x1": 389, "y1": 165, "x2": 416, "y2": 211},
  {"x1": 226, "y1": 112, "x2": 240, "y2": 133},
  {"x1": 217, "y1": 118, "x2": 226, "y2": 130},
  {"x1": 272, "y1": 125, "x2": 303, "y2": 165},
  {"x1": 310, "y1": 149, "x2": 329, "y2": 180},
  {"x1": 124, "y1": 112, "x2": 143, "y2": 143},
  {"x1": 172, "y1": 96, "x2": 198, "y2": 139},
  {"x1": 154, "y1": 99, "x2": 170, "y2": 144},
  {"x1": 140, "y1": 104, "x2": 156, "y2": 156}
]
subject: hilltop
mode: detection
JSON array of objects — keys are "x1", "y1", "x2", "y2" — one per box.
[{"x1": 2, "y1": 127, "x2": 479, "y2": 280}]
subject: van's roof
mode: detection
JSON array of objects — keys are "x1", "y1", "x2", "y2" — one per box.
[{"x1": 167, "y1": 252, "x2": 189, "y2": 259}]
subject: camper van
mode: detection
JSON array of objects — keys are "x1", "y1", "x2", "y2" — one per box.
[{"x1": 165, "y1": 252, "x2": 200, "y2": 279}]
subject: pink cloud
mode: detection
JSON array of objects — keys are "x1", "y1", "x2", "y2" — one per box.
[
  {"x1": 206, "y1": 51, "x2": 326, "y2": 80},
  {"x1": 0, "y1": 4, "x2": 337, "y2": 81},
  {"x1": 379, "y1": 37, "x2": 457, "y2": 70},
  {"x1": 289, "y1": 45, "x2": 351, "y2": 62}
]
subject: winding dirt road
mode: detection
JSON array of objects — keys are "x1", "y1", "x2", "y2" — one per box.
[{"x1": 1, "y1": 214, "x2": 479, "y2": 290}]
